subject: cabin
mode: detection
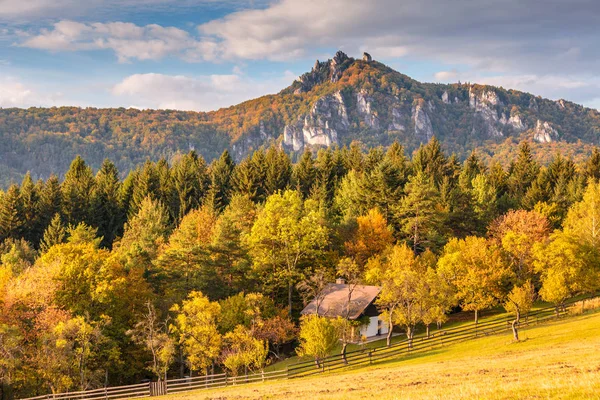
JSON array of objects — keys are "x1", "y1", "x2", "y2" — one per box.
[{"x1": 300, "y1": 279, "x2": 388, "y2": 340}]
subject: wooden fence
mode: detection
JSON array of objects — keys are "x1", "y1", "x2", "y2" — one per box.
[{"x1": 18, "y1": 296, "x2": 595, "y2": 400}]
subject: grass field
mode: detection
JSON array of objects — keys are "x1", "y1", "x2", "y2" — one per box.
[{"x1": 164, "y1": 310, "x2": 600, "y2": 399}]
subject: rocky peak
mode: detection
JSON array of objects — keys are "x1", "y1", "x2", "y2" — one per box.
[
  {"x1": 362, "y1": 52, "x2": 372, "y2": 62},
  {"x1": 534, "y1": 120, "x2": 558, "y2": 143},
  {"x1": 330, "y1": 50, "x2": 351, "y2": 82},
  {"x1": 293, "y1": 50, "x2": 354, "y2": 92}
]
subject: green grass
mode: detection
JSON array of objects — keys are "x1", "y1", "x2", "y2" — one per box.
[{"x1": 164, "y1": 309, "x2": 600, "y2": 399}]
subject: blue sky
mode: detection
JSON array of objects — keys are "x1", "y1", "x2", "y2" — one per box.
[{"x1": 1, "y1": 0, "x2": 599, "y2": 111}]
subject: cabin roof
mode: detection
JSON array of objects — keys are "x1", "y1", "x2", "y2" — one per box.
[{"x1": 300, "y1": 283, "x2": 382, "y2": 320}]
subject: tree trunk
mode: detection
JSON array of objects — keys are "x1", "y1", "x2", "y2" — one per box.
[
  {"x1": 406, "y1": 326, "x2": 414, "y2": 350},
  {"x1": 582, "y1": 298, "x2": 586, "y2": 314},
  {"x1": 511, "y1": 309, "x2": 520, "y2": 341},
  {"x1": 341, "y1": 342, "x2": 348, "y2": 364},
  {"x1": 474, "y1": 309, "x2": 479, "y2": 324},
  {"x1": 179, "y1": 348, "x2": 185, "y2": 378},
  {"x1": 386, "y1": 320, "x2": 393, "y2": 348},
  {"x1": 426, "y1": 324, "x2": 430, "y2": 338},
  {"x1": 288, "y1": 281, "x2": 293, "y2": 318}
]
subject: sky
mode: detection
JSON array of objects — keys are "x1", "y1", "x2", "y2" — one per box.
[{"x1": 1, "y1": 0, "x2": 600, "y2": 111}]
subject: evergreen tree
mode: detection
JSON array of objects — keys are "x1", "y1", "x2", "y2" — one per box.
[
  {"x1": 312, "y1": 149, "x2": 337, "y2": 208},
  {"x1": 584, "y1": 148, "x2": 600, "y2": 182},
  {"x1": 411, "y1": 137, "x2": 450, "y2": 187},
  {"x1": 61, "y1": 156, "x2": 95, "y2": 226},
  {"x1": 37, "y1": 175, "x2": 62, "y2": 243},
  {"x1": 92, "y1": 159, "x2": 123, "y2": 248},
  {"x1": 233, "y1": 150, "x2": 266, "y2": 202},
  {"x1": 0, "y1": 185, "x2": 23, "y2": 242},
  {"x1": 172, "y1": 151, "x2": 209, "y2": 220},
  {"x1": 264, "y1": 146, "x2": 292, "y2": 196},
  {"x1": 206, "y1": 150, "x2": 235, "y2": 212},
  {"x1": 155, "y1": 158, "x2": 177, "y2": 220},
  {"x1": 293, "y1": 150, "x2": 316, "y2": 199},
  {"x1": 394, "y1": 172, "x2": 447, "y2": 253},
  {"x1": 361, "y1": 142, "x2": 409, "y2": 223},
  {"x1": 344, "y1": 141, "x2": 365, "y2": 172},
  {"x1": 40, "y1": 213, "x2": 67, "y2": 252},
  {"x1": 20, "y1": 173, "x2": 41, "y2": 244},
  {"x1": 508, "y1": 141, "x2": 540, "y2": 206},
  {"x1": 130, "y1": 161, "x2": 160, "y2": 216}
]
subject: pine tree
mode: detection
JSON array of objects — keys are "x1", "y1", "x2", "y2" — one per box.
[
  {"x1": 172, "y1": 151, "x2": 209, "y2": 220},
  {"x1": 61, "y1": 156, "x2": 95, "y2": 226},
  {"x1": 233, "y1": 150, "x2": 266, "y2": 202},
  {"x1": 312, "y1": 149, "x2": 337, "y2": 209},
  {"x1": 156, "y1": 158, "x2": 177, "y2": 220},
  {"x1": 206, "y1": 150, "x2": 235, "y2": 211},
  {"x1": 293, "y1": 150, "x2": 316, "y2": 199},
  {"x1": 264, "y1": 146, "x2": 292, "y2": 196},
  {"x1": 508, "y1": 141, "x2": 540, "y2": 206},
  {"x1": 37, "y1": 175, "x2": 62, "y2": 242},
  {"x1": 92, "y1": 159, "x2": 123, "y2": 248},
  {"x1": 0, "y1": 185, "x2": 23, "y2": 242},
  {"x1": 130, "y1": 161, "x2": 160, "y2": 216},
  {"x1": 584, "y1": 148, "x2": 600, "y2": 182},
  {"x1": 20, "y1": 172, "x2": 41, "y2": 244},
  {"x1": 412, "y1": 138, "x2": 450, "y2": 187},
  {"x1": 394, "y1": 172, "x2": 447, "y2": 253},
  {"x1": 344, "y1": 141, "x2": 365, "y2": 172},
  {"x1": 40, "y1": 213, "x2": 67, "y2": 252}
]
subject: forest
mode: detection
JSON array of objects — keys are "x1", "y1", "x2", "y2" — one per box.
[{"x1": 1, "y1": 138, "x2": 600, "y2": 399}]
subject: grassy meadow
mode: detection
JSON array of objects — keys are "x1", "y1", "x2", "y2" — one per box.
[{"x1": 163, "y1": 309, "x2": 600, "y2": 400}]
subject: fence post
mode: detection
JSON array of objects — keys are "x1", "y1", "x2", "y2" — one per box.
[{"x1": 368, "y1": 350, "x2": 372, "y2": 365}]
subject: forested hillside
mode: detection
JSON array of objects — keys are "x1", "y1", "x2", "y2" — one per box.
[
  {"x1": 2, "y1": 51, "x2": 600, "y2": 187},
  {"x1": 1, "y1": 139, "x2": 600, "y2": 398}
]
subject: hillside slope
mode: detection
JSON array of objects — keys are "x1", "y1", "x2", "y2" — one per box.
[
  {"x1": 165, "y1": 311, "x2": 600, "y2": 400},
  {"x1": 2, "y1": 51, "x2": 600, "y2": 185}
]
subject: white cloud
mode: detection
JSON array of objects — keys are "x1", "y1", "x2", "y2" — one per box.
[
  {"x1": 195, "y1": 0, "x2": 600, "y2": 75},
  {"x1": 21, "y1": 21, "x2": 201, "y2": 62},
  {"x1": 434, "y1": 70, "x2": 459, "y2": 82},
  {"x1": 111, "y1": 71, "x2": 295, "y2": 111},
  {"x1": 0, "y1": 77, "x2": 62, "y2": 107}
]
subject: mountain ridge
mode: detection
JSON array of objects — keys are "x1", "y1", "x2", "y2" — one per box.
[{"x1": 1, "y1": 50, "x2": 599, "y2": 185}]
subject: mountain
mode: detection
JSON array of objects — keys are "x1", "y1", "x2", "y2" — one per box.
[{"x1": 1, "y1": 50, "x2": 600, "y2": 186}]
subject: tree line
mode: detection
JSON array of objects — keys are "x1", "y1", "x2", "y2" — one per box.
[{"x1": 1, "y1": 138, "x2": 600, "y2": 398}]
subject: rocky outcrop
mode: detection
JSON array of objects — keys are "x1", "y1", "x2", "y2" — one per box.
[
  {"x1": 412, "y1": 102, "x2": 433, "y2": 142},
  {"x1": 388, "y1": 107, "x2": 406, "y2": 131},
  {"x1": 294, "y1": 51, "x2": 352, "y2": 92},
  {"x1": 283, "y1": 91, "x2": 349, "y2": 151},
  {"x1": 534, "y1": 120, "x2": 558, "y2": 143},
  {"x1": 362, "y1": 52, "x2": 372, "y2": 62},
  {"x1": 441, "y1": 91, "x2": 450, "y2": 104},
  {"x1": 356, "y1": 90, "x2": 379, "y2": 128},
  {"x1": 330, "y1": 51, "x2": 350, "y2": 83},
  {"x1": 469, "y1": 88, "x2": 503, "y2": 137}
]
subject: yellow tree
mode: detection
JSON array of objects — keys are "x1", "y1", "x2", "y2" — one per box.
[
  {"x1": 563, "y1": 180, "x2": 600, "y2": 250},
  {"x1": 437, "y1": 237, "x2": 511, "y2": 324},
  {"x1": 172, "y1": 291, "x2": 222, "y2": 376},
  {"x1": 488, "y1": 209, "x2": 551, "y2": 282},
  {"x1": 533, "y1": 232, "x2": 598, "y2": 315},
  {"x1": 503, "y1": 281, "x2": 535, "y2": 341},
  {"x1": 247, "y1": 190, "x2": 329, "y2": 316},
  {"x1": 365, "y1": 244, "x2": 436, "y2": 348},
  {"x1": 296, "y1": 315, "x2": 338, "y2": 368},
  {"x1": 221, "y1": 325, "x2": 268, "y2": 376},
  {"x1": 344, "y1": 208, "x2": 394, "y2": 266}
]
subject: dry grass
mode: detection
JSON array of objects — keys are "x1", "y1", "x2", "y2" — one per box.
[{"x1": 164, "y1": 311, "x2": 600, "y2": 400}]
